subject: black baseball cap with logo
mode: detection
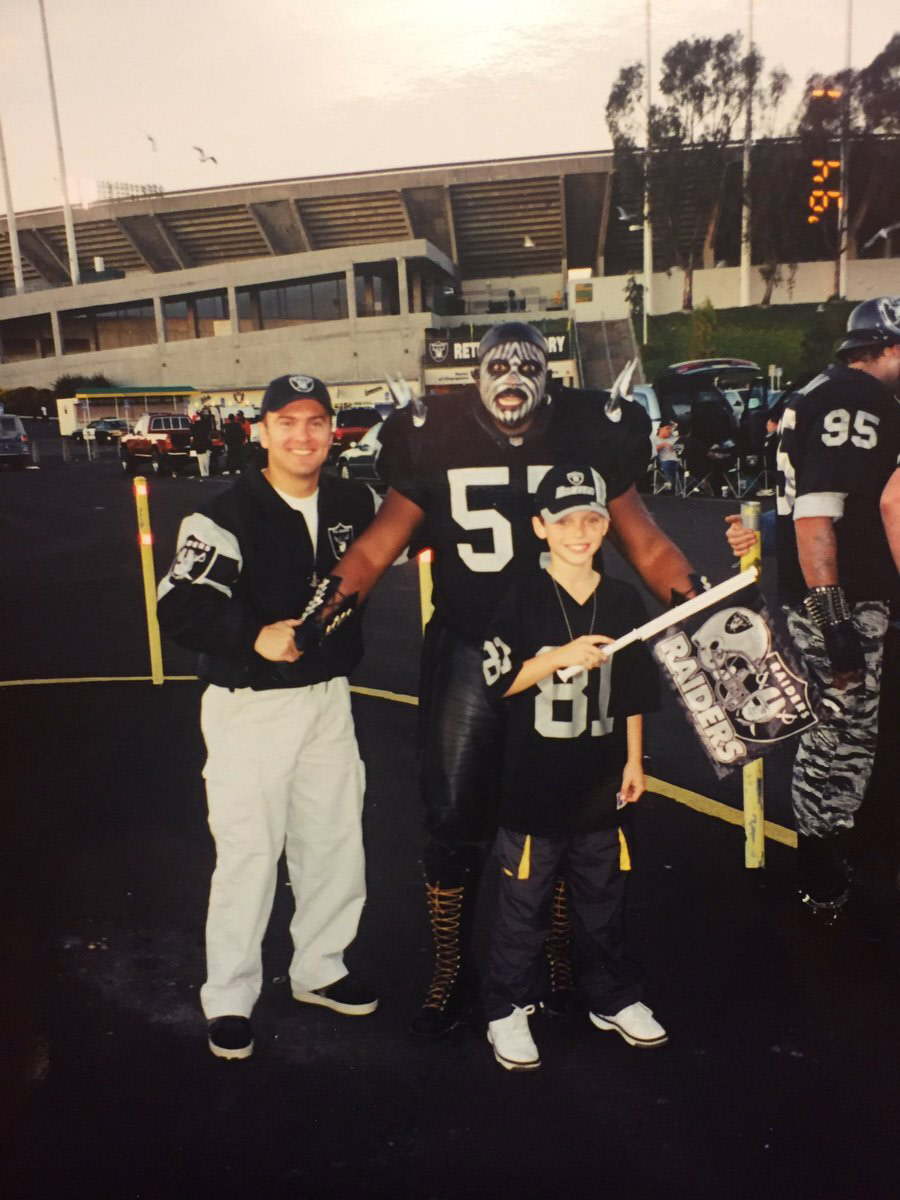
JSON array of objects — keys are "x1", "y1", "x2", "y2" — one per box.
[
  {"x1": 260, "y1": 374, "x2": 334, "y2": 418},
  {"x1": 534, "y1": 464, "x2": 610, "y2": 522}
]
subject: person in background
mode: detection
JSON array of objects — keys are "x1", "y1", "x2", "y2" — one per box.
[
  {"x1": 191, "y1": 409, "x2": 213, "y2": 479},
  {"x1": 222, "y1": 413, "x2": 246, "y2": 475},
  {"x1": 655, "y1": 422, "x2": 680, "y2": 492}
]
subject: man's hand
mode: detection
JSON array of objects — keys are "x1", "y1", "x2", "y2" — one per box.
[
  {"x1": 254, "y1": 619, "x2": 302, "y2": 663},
  {"x1": 724, "y1": 512, "x2": 758, "y2": 559}
]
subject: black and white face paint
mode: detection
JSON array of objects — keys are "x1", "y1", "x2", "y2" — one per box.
[{"x1": 478, "y1": 339, "x2": 548, "y2": 430}]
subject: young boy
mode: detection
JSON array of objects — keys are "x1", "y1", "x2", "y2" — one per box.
[
  {"x1": 656, "y1": 421, "x2": 680, "y2": 491},
  {"x1": 480, "y1": 464, "x2": 665, "y2": 1071}
]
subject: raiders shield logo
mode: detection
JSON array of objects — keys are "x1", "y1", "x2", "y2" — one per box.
[
  {"x1": 877, "y1": 297, "x2": 900, "y2": 335},
  {"x1": 428, "y1": 339, "x2": 450, "y2": 364},
  {"x1": 169, "y1": 534, "x2": 215, "y2": 583},
  {"x1": 288, "y1": 375, "x2": 316, "y2": 393},
  {"x1": 566, "y1": 471, "x2": 585, "y2": 486},
  {"x1": 327, "y1": 523, "x2": 353, "y2": 558}
]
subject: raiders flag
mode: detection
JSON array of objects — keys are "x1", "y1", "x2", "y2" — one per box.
[{"x1": 562, "y1": 568, "x2": 816, "y2": 778}]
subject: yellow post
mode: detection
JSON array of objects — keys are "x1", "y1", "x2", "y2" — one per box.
[
  {"x1": 133, "y1": 476, "x2": 165, "y2": 685},
  {"x1": 740, "y1": 499, "x2": 765, "y2": 868},
  {"x1": 417, "y1": 548, "x2": 434, "y2": 633}
]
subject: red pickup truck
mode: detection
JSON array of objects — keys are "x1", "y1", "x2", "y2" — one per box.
[
  {"x1": 329, "y1": 406, "x2": 382, "y2": 462},
  {"x1": 120, "y1": 413, "x2": 196, "y2": 475}
]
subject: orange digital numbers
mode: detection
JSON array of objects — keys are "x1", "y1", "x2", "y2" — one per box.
[{"x1": 808, "y1": 159, "x2": 841, "y2": 224}]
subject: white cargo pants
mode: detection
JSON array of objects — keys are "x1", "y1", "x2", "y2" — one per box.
[{"x1": 199, "y1": 679, "x2": 366, "y2": 1019}]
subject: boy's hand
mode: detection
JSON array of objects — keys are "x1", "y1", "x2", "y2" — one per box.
[
  {"x1": 618, "y1": 760, "x2": 646, "y2": 806},
  {"x1": 254, "y1": 619, "x2": 302, "y2": 662},
  {"x1": 554, "y1": 635, "x2": 613, "y2": 672},
  {"x1": 724, "y1": 512, "x2": 757, "y2": 559}
]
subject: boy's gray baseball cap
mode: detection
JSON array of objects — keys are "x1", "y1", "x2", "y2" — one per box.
[
  {"x1": 261, "y1": 374, "x2": 333, "y2": 417},
  {"x1": 535, "y1": 465, "x2": 609, "y2": 522}
]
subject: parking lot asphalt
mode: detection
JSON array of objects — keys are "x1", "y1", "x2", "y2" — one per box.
[{"x1": 2, "y1": 429, "x2": 899, "y2": 1200}]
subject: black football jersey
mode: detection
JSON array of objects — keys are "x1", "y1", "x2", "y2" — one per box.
[
  {"x1": 482, "y1": 571, "x2": 660, "y2": 836},
  {"x1": 378, "y1": 386, "x2": 652, "y2": 637},
  {"x1": 775, "y1": 364, "x2": 900, "y2": 605}
]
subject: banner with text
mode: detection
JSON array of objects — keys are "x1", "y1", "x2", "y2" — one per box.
[{"x1": 648, "y1": 585, "x2": 817, "y2": 778}]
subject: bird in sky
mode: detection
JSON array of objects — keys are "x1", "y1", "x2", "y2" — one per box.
[
  {"x1": 144, "y1": 133, "x2": 157, "y2": 152},
  {"x1": 192, "y1": 145, "x2": 218, "y2": 165}
]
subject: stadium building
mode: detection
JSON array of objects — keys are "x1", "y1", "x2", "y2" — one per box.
[{"x1": 1, "y1": 144, "x2": 897, "y2": 401}]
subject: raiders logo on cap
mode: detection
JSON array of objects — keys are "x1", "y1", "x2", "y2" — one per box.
[
  {"x1": 288, "y1": 375, "x2": 316, "y2": 393},
  {"x1": 566, "y1": 471, "x2": 585, "y2": 487}
]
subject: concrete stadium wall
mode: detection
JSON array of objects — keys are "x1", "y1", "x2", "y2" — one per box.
[
  {"x1": 0, "y1": 237, "x2": 452, "y2": 392},
  {"x1": 0, "y1": 311, "x2": 432, "y2": 392},
  {"x1": 571, "y1": 259, "x2": 900, "y2": 320}
]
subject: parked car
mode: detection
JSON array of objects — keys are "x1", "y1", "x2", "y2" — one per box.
[
  {"x1": 329, "y1": 406, "x2": 383, "y2": 461},
  {"x1": 335, "y1": 422, "x2": 384, "y2": 490},
  {"x1": 0, "y1": 414, "x2": 30, "y2": 469},
  {"x1": 74, "y1": 417, "x2": 132, "y2": 444},
  {"x1": 653, "y1": 359, "x2": 764, "y2": 442},
  {"x1": 120, "y1": 413, "x2": 194, "y2": 475}
]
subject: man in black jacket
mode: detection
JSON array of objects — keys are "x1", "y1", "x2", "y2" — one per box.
[{"x1": 158, "y1": 374, "x2": 378, "y2": 1060}]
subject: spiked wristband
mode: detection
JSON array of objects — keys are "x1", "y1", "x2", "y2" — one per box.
[
  {"x1": 294, "y1": 575, "x2": 358, "y2": 653},
  {"x1": 803, "y1": 586, "x2": 863, "y2": 676},
  {"x1": 802, "y1": 585, "x2": 852, "y2": 629}
]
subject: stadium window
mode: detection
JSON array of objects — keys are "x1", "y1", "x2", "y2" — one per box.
[
  {"x1": 235, "y1": 286, "x2": 262, "y2": 332},
  {"x1": 0, "y1": 314, "x2": 54, "y2": 362},
  {"x1": 163, "y1": 290, "x2": 229, "y2": 340},
  {"x1": 354, "y1": 262, "x2": 400, "y2": 317},
  {"x1": 237, "y1": 274, "x2": 347, "y2": 330},
  {"x1": 60, "y1": 300, "x2": 155, "y2": 354}
]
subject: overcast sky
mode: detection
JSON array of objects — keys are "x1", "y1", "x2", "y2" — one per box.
[{"x1": 1, "y1": 0, "x2": 895, "y2": 214}]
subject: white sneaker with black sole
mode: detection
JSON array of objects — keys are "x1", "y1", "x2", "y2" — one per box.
[
  {"x1": 589, "y1": 1001, "x2": 668, "y2": 1047},
  {"x1": 207, "y1": 1015, "x2": 254, "y2": 1060},
  {"x1": 292, "y1": 974, "x2": 379, "y2": 1016},
  {"x1": 487, "y1": 1004, "x2": 541, "y2": 1071}
]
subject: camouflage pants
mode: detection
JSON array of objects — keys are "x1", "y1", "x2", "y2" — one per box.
[{"x1": 787, "y1": 601, "x2": 889, "y2": 838}]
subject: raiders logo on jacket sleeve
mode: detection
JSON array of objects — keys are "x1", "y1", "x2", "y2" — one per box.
[{"x1": 158, "y1": 513, "x2": 242, "y2": 601}]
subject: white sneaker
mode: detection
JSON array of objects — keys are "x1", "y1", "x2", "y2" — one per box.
[
  {"x1": 589, "y1": 1001, "x2": 668, "y2": 1047},
  {"x1": 487, "y1": 1004, "x2": 541, "y2": 1071}
]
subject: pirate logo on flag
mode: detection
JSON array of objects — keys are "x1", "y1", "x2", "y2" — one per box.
[
  {"x1": 327, "y1": 523, "x2": 354, "y2": 558},
  {"x1": 651, "y1": 592, "x2": 816, "y2": 778},
  {"x1": 693, "y1": 607, "x2": 814, "y2": 743}
]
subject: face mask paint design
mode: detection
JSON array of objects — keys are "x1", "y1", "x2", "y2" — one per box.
[{"x1": 478, "y1": 339, "x2": 548, "y2": 429}]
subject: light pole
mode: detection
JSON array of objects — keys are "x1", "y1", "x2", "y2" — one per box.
[
  {"x1": 642, "y1": 0, "x2": 653, "y2": 345},
  {"x1": 837, "y1": 0, "x2": 853, "y2": 299},
  {"x1": 0, "y1": 114, "x2": 25, "y2": 294},
  {"x1": 739, "y1": 0, "x2": 755, "y2": 307},
  {"x1": 37, "y1": 0, "x2": 80, "y2": 285}
]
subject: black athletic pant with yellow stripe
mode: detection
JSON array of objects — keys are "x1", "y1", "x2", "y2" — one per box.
[{"x1": 483, "y1": 827, "x2": 643, "y2": 1022}]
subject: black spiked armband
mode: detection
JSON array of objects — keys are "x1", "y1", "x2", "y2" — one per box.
[
  {"x1": 669, "y1": 572, "x2": 711, "y2": 609},
  {"x1": 802, "y1": 584, "x2": 851, "y2": 629},
  {"x1": 294, "y1": 575, "x2": 359, "y2": 654},
  {"x1": 803, "y1": 585, "x2": 864, "y2": 676}
]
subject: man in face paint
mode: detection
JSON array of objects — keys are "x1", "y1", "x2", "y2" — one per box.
[
  {"x1": 296, "y1": 320, "x2": 700, "y2": 1040},
  {"x1": 476, "y1": 328, "x2": 549, "y2": 432}
]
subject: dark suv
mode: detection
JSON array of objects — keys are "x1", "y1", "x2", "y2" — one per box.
[{"x1": 0, "y1": 414, "x2": 30, "y2": 469}]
